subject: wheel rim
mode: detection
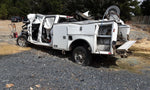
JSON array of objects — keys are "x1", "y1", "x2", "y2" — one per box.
[
  {"x1": 18, "y1": 38, "x2": 26, "y2": 47},
  {"x1": 74, "y1": 50, "x2": 86, "y2": 65}
]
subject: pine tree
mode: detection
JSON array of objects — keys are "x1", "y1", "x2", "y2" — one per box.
[
  {"x1": 141, "y1": 0, "x2": 150, "y2": 15},
  {"x1": 0, "y1": 4, "x2": 8, "y2": 19}
]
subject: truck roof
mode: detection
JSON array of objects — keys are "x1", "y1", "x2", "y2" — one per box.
[{"x1": 35, "y1": 14, "x2": 70, "y2": 18}]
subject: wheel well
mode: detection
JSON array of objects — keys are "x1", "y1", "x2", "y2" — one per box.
[
  {"x1": 69, "y1": 39, "x2": 91, "y2": 51},
  {"x1": 21, "y1": 30, "x2": 28, "y2": 37}
]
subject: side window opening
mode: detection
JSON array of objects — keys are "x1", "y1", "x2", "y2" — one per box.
[{"x1": 58, "y1": 18, "x2": 67, "y2": 23}]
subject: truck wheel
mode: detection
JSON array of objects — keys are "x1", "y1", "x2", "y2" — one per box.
[
  {"x1": 17, "y1": 36, "x2": 28, "y2": 47},
  {"x1": 72, "y1": 46, "x2": 92, "y2": 66}
]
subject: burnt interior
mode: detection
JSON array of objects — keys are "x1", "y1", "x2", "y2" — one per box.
[{"x1": 32, "y1": 24, "x2": 40, "y2": 41}]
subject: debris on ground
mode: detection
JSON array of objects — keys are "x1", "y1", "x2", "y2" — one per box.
[
  {"x1": 35, "y1": 84, "x2": 41, "y2": 88},
  {"x1": 5, "y1": 83, "x2": 14, "y2": 88}
]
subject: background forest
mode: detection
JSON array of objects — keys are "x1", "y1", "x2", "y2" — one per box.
[{"x1": 0, "y1": 0, "x2": 150, "y2": 21}]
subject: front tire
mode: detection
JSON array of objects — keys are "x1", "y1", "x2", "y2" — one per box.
[
  {"x1": 72, "y1": 46, "x2": 92, "y2": 66},
  {"x1": 17, "y1": 36, "x2": 28, "y2": 47}
]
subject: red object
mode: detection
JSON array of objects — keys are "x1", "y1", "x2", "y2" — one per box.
[
  {"x1": 67, "y1": 16, "x2": 73, "y2": 18},
  {"x1": 113, "y1": 29, "x2": 115, "y2": 32},
  {"x1": 48, "y1": 39, "x2": 51, "y2": 42},
  {"x1": 13, "y1": 32, "x2": 18, "y2": 38},
  {"x1": 108, "y1": 52, "x2": 112, "y2": 55}
]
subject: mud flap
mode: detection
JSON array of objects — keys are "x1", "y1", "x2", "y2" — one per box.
[{"x1": 117, "y1": 41, "x2": 136, "y2": 58}]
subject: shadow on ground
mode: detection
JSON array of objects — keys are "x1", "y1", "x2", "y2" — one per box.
[
  {"x1": 90, "y1": 55, "x2": 118, "y2": 68},
  {"x1": 29, "y1": 44, "x2": 118, "y2": 68}
]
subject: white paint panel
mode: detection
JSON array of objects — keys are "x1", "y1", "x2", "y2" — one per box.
[
  {"x1": 111, "y1": 22, "x2": 118, "y2": 42},
  {"x1": 118, "y1": 25, "x2": 130, "y2": 41},
  {"x1": 53, "y1": 25, "x2": 68, "y2": 50},
  {"x1": 68, "y1": 24, "x2": 80, "y2": 34},
  {"x1": 68, "y1": 24, "x2": 95, "y2": 35}
]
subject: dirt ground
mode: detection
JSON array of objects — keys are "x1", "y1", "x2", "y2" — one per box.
[{"x1": 0, "y1": 20, "x2": 30, "y2": 55}]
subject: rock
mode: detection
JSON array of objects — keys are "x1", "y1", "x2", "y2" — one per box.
[
  {"x1": 30, "y1": 87, "x2": 33, "y2": 90},
  {"x1": 5, "y1": 84, "x2": 14, "y2": 88},
  {"x1": 35, "y1": 84, "x2": 41, "y2": 88}
]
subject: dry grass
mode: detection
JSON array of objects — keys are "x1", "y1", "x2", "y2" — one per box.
[
  {"x1": 130, "y1": 38, "x2": 150, "y2": 59},
  {"x1": 109, "y1": 38, "x2": 150, "y2": 73},
  {"x1": 109, "y1": 56, "x2": 145, "y2": 73},
  {"x1": 0, "y1": 42, "x2": 31, "y2": 55},
  {"x1": 131, "y1": 38, "x2": 150, "y2": 51}
]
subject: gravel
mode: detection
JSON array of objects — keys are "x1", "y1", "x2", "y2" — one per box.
[
  {"x1": 0, "y1": 48, "x2": 150, "y2": 90},
  {"x1": 129, "y1": 31, "x2": 150, "y2": 40}
]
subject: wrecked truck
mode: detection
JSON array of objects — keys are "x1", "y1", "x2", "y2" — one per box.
[{"x1": 17, "y1": 6, "x2": 136, "y2": 66}]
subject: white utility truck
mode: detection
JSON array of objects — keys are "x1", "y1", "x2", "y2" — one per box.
[{"x1": 17, "y1": 6, "x2": 135, "y2": 65}]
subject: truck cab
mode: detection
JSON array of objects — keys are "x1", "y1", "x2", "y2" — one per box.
[{"x1": 17, "y1": 14, "x2": 75, "y2": 47}]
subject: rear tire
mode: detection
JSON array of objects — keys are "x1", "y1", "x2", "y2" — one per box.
[
  {"x1": 17, "y1": 36, "x2": 28, "y2": 47},
  {"x1": 72, "y1": 46, "x2": 92, "y2": 66}
]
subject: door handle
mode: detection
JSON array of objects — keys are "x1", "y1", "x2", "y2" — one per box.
[{"x1": 63, "y1": 36, "x2": 66, "y2": 39}]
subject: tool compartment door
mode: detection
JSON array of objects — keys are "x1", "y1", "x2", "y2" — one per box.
[{"x1": 52, "y1": 25, "x2": 68, "y2": 50}]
